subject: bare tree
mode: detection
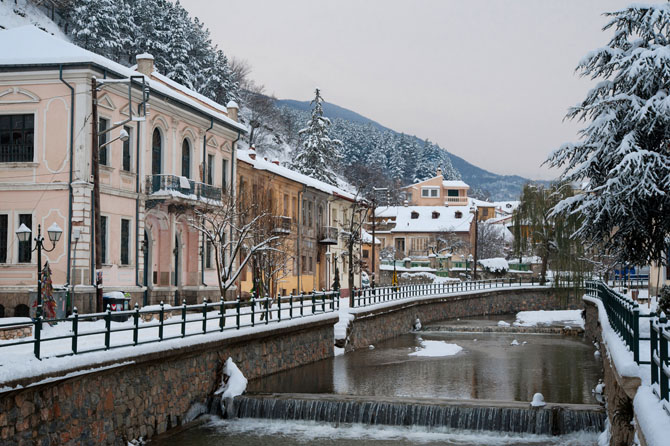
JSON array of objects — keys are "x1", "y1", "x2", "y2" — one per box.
[
  {"x1": 239, "y1": 83, "x2": 279, "y2": 149},
  {"x1": 476, "y1": 222, "x2": 508, "y2": 260},
  {"x1": 229, "y1": 57, "x2": 253, "y2": 90},
  {"x1": 431, "y1": 230, "x2": 470, "y2": 256},
  {"x1": 188, "y1": 187, "x2": 279, "y2": 300},
  {"x1": 338, "y1": 193, "x2": 369, "y2": 305}
]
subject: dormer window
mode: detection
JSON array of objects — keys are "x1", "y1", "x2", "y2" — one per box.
[
  {"x1": 455, "y1": 211, "x2": 463, "y2": 219},
  {"x1": 411, "y1": 211, "x2": 419, "y2": 219},
  {"x1": 432, "y1": 211, "x2": 440, "y2": 219}
]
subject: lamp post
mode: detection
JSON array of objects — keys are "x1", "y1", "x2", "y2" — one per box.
[
  {"x1": 470, "y1": 206, "x2": 478, "y2": 281},
  {"x1": 370, "y1": 187, "x2": 388, "y2": 290},
  {"x1": 16, "y1": 222, "x2": 63, "y2": 317}
]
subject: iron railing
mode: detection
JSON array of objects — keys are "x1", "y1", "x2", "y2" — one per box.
[
  {"x1": 318, "y1": 226, "x2": 338, "y2": 244},
  {"x1": 0, "y1": 144, "x2": 33, "y2": 162},
  {"x1": 0, "y1": 290, "x2": 339, "y2": 360},
  {"x1": 584, "y1": 280, "x2": 652, "y2": 365},
  {"x1": 272, "y1": 216, "x2": 292, "y2": 234},
  {"x1": 351, "y1": 277, "x2": 548, "y2": 308},
  {"x1": 146, "y1": 174, "x2": 222, "y2": 202},
  {"x1": 650, "y1": 315, "x2": 670, "y2": 407}
]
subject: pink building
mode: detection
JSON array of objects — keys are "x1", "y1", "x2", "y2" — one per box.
[{"x1": 0, "y1": 27, "x2": 246, "y2": 316}]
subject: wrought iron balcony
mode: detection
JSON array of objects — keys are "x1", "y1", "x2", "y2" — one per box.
[
  {"x1": 146, "y1": 174, "x2": 221, "y2": 203},
  {"x1": 272, "y1": 216, "x2": 292, "y2": 235},
  {"x1": 318, "y1": 226, "x2": 339, "y2": 245},
  {"x1": 0, "y1": 144, "x2": 33, "y2": 162}
]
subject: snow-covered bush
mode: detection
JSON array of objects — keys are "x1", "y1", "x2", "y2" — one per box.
[
  {"x1": 479, "y1": 258, "x2": 509, "y2": 274},
  {"x1": 659, "y1": 285, "x2": 670, "y2": 316}
]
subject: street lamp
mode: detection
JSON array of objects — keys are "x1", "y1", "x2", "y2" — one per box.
[{"x1": 16, "y1": 222, "x2": 63, "y2": 317}]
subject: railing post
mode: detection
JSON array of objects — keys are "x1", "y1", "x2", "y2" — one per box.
[
  {"x1": 278, "y1": 292, "x2": 282, "y2": 321},
  {"x1": 202, "y1": 298, "x2": 208, "y2": 333},
  {"x1": 158, "y1": 301, "x2": 165, "y2": 341},
  {"x1": 181, "y1": 299, "x2": 187, "y2": 337},
  {"x1": 265, "y1": 295, "x2": 270, "y2": 324},
  {"x1": 632, "y1": 302, "x2": 640, "y2": 364},
  {"x1": 322, "y1": 289, "x2": 326, "y2": 312},
  {"x1": 251, "y1": 297, "x2": 256, "y2": 326},
  {"x1": 34, "y1": 309, "x2": 42, "y2": 360},
  {"x1": 133, "y1": 303, "x2": 139, "y2": 345},
  {"x1": 236, "y1": 299, "x2": 241, "y2": 328},
  {"x1": 71, "y1": 307, "x2": 79, "y2": 354},
  {"x1": 300, "y1": 293, "x2": 304, "y2": 316},
  {"x1": 105, "y1": 305, "x2": 111, "y2": 350},
  {"x1": 289, "y1": 294, "x2": 294, "y2": 319},
  {"x1": 651, "y1": 316, "x2": 658, "y2": 386},
  {"x1": 312, "y1": 290, "x2": 316, "y2": 315},
  {"x1": 219, "y1": 297, "x2": 225, "y2": 331},
  {"x1": 659, "y1": 317, "x2": 669, "y2": 402}
]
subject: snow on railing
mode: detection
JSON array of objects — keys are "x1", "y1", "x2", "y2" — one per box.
[{"x1": 0, "y1": 291, "x2": 339, "y2": 360}]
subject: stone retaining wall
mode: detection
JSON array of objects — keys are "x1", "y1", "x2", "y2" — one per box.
[
  {"x1": 0, "y1": 325, "x2": 32, "y2": 340},
  {"x1": 0, "y1": 315, "x2": 337, "y2": 446},
  {"x1": 348, "y1": 287, "x2": 582, "y2": 349}
]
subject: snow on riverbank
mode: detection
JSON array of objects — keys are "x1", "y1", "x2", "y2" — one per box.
[
  {"x1": 409, "y1": 340, "x2": 463, "y2": 357},
  {"x1": 514, "y1": 310, "x2": 584, "y2": 328}
]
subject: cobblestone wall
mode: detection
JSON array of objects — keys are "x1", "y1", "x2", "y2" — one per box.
[
  {"x1": 0, "y1": 315, "x2": 336, "y2": 446},
  {"x1": 348, "y1": 287, "x2": 582, "y2": 349}
]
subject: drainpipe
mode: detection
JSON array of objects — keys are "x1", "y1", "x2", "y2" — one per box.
[
  {"x1": 229, "y1": 129, "x2": 240, "y2": 288},
  {"x1": 59, "y1": 66, "x2": 75, "y2": 300},
  {"x1": 135, "y1": 103, "x2": 142, "y2": 290},
  {"x1": 201, "y1": 117, "x2": 213, "y2": 287}
]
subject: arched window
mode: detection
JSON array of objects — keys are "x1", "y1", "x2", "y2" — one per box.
[
  {"x1": 151, "y1": 128, "x2": 162, "y2": 176},
  {"x1": 181, "y1": 139, "x2": 191, "y2": 179}
]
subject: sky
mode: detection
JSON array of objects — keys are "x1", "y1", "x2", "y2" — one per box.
[{"x1": 180, "y1": 0, "x2": 658, "y2": 181}]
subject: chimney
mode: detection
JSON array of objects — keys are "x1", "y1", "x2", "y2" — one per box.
[
  {"x1": 226, "y1": 101, "x2": 239, "y2": 122},
  {"x1": 136, "y1": 53, "x2": 155, "y2": 76},
  {"x1": 436, "y1": 167, "x2": 443, "y2": 177},
  {"x1": 403, "y1": 200, "x2": 409, "y2": 207},
  {"x1": 249, "y1": 145, "x2": 256, "y2": 160},
  {"x1": 272, "y1": 159, "x2": 280, "y2": 166}
]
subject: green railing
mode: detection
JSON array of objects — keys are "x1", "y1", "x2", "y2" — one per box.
[
  {"x1": 650, "y1": 315, "x2": 670, "y2": 407},
  {"x1": 352, "y1": 277, "x2": 546, "y2": 308},
  {"x1": 0, "y1": 290, "x2": 339, "y2": 360}
]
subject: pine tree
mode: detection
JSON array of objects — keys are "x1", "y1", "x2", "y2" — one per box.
[
  {"x1": 291, "y1": 89, "x2": 342, "y2": 185},
  {"x1": 547, "y1": 4, "x2": 670, "y2": 267},
  {"x1": 69, "y1": 0, "x2": 123, "y2": 59}
]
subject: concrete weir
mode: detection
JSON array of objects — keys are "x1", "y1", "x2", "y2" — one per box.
[{"x1": 234, "y1": 393, "x2": 606, "y2": 435}]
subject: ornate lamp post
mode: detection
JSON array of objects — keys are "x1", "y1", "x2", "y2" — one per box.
[{"x1": 16, "y1": 222, "x2": 63, "y2": 317}]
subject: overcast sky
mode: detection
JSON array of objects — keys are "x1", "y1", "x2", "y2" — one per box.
[{"x1": 181, "y1": 0, "x2": 657, "y2": 180}]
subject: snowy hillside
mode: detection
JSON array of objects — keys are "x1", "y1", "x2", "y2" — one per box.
[{"x1": 0, "y1": 0, "x2": 67, "y2": 38}]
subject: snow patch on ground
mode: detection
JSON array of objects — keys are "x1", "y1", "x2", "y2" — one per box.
[
  {"x1": 409, "y1": 340, "x2": 463, "y2": 357},
  {"x1": 498, "y1": 320, "x2": 510, "y2": 327},
  {"x1": 479, "y1": 258, "x2": 509, "y2": 273},
  {"x1": 633, "y1": 386, "x2": 669, "y2": 446},
  {"x1": 0, "y1": 0, "x2": 67, "y2": 39},
  {"x1": 215, "y1": 358, "x2": 247, "y2": 399},
  {"x1": 514, "y1": 310, "x2": 584, "y2": 328}
]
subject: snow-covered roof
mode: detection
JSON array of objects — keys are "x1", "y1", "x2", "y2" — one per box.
[
  {"x1": 374, "y1": 205, "x2": 473, "y2": 233},
  {"x1": 443, "y1": 180, "x2": 469, "y2": 188},
  {"x1": 361, "y1": 228, "x2": 381, "y2": 245},
  {"x1": 0, "y1": 26, "x2": 246, "y2": 133},
  {"x1": 478, "y1": 257, "x2": 509, "y2": 273},
  {"x1": 237, "y1": 149, "x2": 355, "y2": 200},
  {"x1": 492, "y1": 201, "x2": 520, "y2": 213}
]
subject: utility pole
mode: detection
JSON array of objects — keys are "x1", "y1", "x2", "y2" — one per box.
[
  {"x1": 473, "y1": 208, "x2": 478, "y2": 281},
  {"x1": 91, "y1": 77, "x2": 102, "y2": 312},
  {"x1": 371, "y1": 197, "x2": 376, "y2": 289}
]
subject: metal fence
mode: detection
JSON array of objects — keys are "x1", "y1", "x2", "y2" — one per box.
[
  {"x1": 351, "y1": 277, "x2": 550, "y2": 308},
  {"x1": 0, "y1": 291, "x2": 339, "y2": 360},
  {"x1": 585, "y1": 280, "x2": 668, "y2": 407}
]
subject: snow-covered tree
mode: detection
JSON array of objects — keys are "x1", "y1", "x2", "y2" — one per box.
[
  {"x1": 547, "y1": 4, "x2": 670, "y2": 268},
  {"x1": 69, "y1": 0, "x2": 123, "y2": 58},
  {"x1": 188, "y1": 187, "x2": 278, "y2": 300},
  {"x1": 291, "y1": 89, "x2": 342, "y2": 185}
]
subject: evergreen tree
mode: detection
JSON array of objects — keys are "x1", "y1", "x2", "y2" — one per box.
[
  {"x1": 547, "y1": 3, "x2": 670, "y2": 267},
  {"x1": 69, "y1": 0, "x2": 122, "y2": 59},
  {"x1": 291, "y1": 89, "x2": 342, "y2": 185},
  {"x1": 165, "y1": 2, "x2": 192, "y2": 88}
]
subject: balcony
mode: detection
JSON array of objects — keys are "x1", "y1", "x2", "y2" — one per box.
[
  {"x1": 146, "y1": 174, "x2": 221, "y2": 203},
  {"x1": 318, "y1": 226, "x2": 339, "y2": 245},
  {"x1": 445, "y1": 196, "x2": 467, "y2": 204},
  {"x1": 272, "y1": 216, "x2": 292, "y2": 235},
  {"x1": 1, "y1": 144, "x2": 33, "y2": 163}
]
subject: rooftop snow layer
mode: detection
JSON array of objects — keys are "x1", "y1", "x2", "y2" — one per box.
[
  {"x1": 0, "y1": 26, "x2": 246, "y2": 133},
  {"x1": 375, "y1": 205, "x2": 473, "y2": 233},
  {"x1": 442, "y1": 180, "x2": 469, "y2": 188}
]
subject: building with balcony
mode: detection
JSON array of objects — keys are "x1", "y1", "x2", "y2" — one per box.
[
  {"x1": 403, "y1": 168, "x2": 470, "y2": 207},
  {"x1": 0, "y1": 27, "x2": 246, "y2": 316}
]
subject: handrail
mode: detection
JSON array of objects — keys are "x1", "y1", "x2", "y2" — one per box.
[{"x1": 0, "y1": 290, "x2": 339, "y2": 360}]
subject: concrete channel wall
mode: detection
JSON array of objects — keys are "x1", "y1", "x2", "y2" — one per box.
[
  {"x1": 347, "y1": 286, "x2": 583, "y2": 350},
  {"x1": 0, "y1": 315, "x2": 337, "y2": 446}
]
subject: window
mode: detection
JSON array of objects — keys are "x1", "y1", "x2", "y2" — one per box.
[
  {"x1": 122, "y1": 126, "x2": 132, "y2": 172},
  {"x1": 283, "y1": 194, "x2": 289, "y2": 216},
  {"x1": 206, "y1": 241, "x2": 213, "y2": 269},
  {"x1": 455, "y1": 211, "x2": 463, "y2": 219},
  {"x1": 99, "y1": 118, "x2": 109, "y2": 166},
  {"x1": 18, "y1": 214, "x2": 32, "y2": 263},
  {"x1": 181, "y1": 139, "x2": 191, "y2": 179},
  {"x1": 332, "y1": 208, "x2": 338, "y2": 226},
  {"x1": 292, "y1": 197, "x2": 297, "y2": 220},
  {"x1": 302, "y1": 199, "x2": 307, "y2": 225},
  {"x1": 363, "y1": 249, "x2": 369, "y2": 259},
  {"x1": 100, "y1": 216, "x2": 108, "y2": 263},
  {"x1": 120, "y1": 219, "x2": 130, "y2": 265},
  {"x1": 309, "y1": 256, "x2": 313, "y2": 273},
  {"x1": 482, "y1": 208, "x2": 489, "y2": 217},
  {"x1": 207, "y1": 154, "x2": 214, "y2": 185},
  {"x1": 0, "y1": 215, "x2": 7, "y2": 263},
  {"x1": 411, "y1": 237, "x2": 429, "y2": 252},
  {"x1": 301, "y1": 255, "x2": 307, "y2": 273},
  {"x1": 432, "y1": 211, "x2": 440, "y2": 219},
  {"x1": 447, "y1": 189, "x2": 459, "y2": 197},
  {"x1": 0, "y1": 114, "x2": 34, "y2": 162},
  {"x1": 151, "y1": 128, "x2": 162, "y2": 175},
  {"x1": 308, "y1": 201, "x2": 313, "y2": 227},
  {"x1": 421, "y1": 187, "x2": 439, "y2": 198},
  {"x1": 411, "y1": 211, "x2": 419, "y2": 219},
  {"x1": 222, "y1": 159, "x2": 228, "y2": 190}
]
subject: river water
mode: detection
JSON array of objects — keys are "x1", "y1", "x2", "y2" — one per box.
[{"x1": 152, "y1": 318, "x2": 603, "y2": 445}]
